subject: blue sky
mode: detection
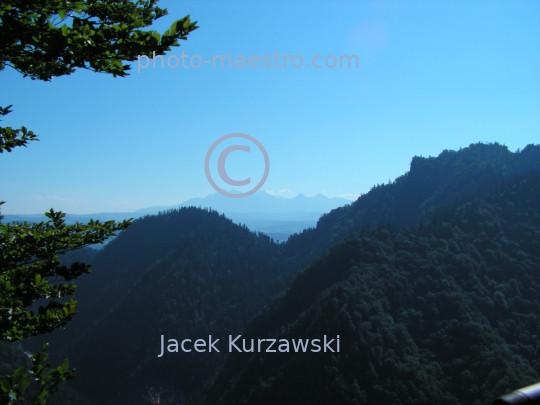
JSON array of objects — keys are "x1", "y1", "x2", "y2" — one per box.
[{"x1": 1, "y1": 0, "x2": 539, "y2": 215}]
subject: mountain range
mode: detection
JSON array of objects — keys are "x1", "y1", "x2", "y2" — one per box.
[
  {"x1": 2, "y1": 192, "x2": 351, "y2": 243},
  {"x1": 205, "y1": 169, "x2": 540, "y2": 405},
  {"x1": 4, "y1": 142, "x2": 538, "y2": 405}
]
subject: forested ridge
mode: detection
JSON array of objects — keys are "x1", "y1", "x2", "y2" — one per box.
[
  {"x1": 23, "y1": 208, "x2": 287, "y2": 404},
  {"x1": 2, "y1": 142, "x2": 538, "y2": 404},
  {"x1": 283, "y1": 142, "x2": 539, "y2": 268},
  {"x1": 66, "y1": 210, "x2": 289, "y2": 404},
  {"x1": 205, "y1": 169, "x2": 540, "y2": 405}
]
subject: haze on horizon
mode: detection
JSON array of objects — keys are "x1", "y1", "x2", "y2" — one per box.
[{"x1": 1, "y1": 0, "x2": 538, "y2": 215}]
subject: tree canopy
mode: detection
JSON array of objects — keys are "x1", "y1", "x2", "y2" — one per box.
[
  {"x1": 0, "y1": 1, "x2": 198, "y2": 403},
  {"x1": 0, "y1": 0, "x2": 197, "y2": 80}
]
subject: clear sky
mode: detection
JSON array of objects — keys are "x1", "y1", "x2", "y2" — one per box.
[{"x1": 1, "y1": 0, "x2": 539, "y2": 215}]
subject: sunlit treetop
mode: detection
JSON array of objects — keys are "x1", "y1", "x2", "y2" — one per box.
[{"x1": 0, "y1": 0, "x2": 198, "y2": 81}]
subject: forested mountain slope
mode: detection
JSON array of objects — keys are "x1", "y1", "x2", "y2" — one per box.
[
  {"x1": 17, "y1": 143, "x2": 539, "y2": 405},
  {"x1": 29, "y1": 208, "x2": 268, "y2": 353},
  {"x1": 283, "y1": 143, "x2": 539, "y2": 269},
  {"x1": 55, "y1": 209, "x2": 287, "y2": 404},
  {"x1": 204, "y1": 170, "x2": 540, "y2": 405}
]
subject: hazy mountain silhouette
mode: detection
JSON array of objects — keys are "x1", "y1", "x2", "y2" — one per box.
[
  {"x1": 135, "y1": 191, "x2": 351, "y2": 215},
  {"x1": 3, "y1": 192, "x2": 350, "y2": 244}
]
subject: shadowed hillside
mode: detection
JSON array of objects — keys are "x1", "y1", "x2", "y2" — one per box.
[
  {"x1": 204, "y1": 170, "x2": 540, "y2": 405},
  {"x1": 17, "y1": 143, "x2": 539, "y2": 405},
  {"x1": 283, "y1": 143, "x2": 540, "y2": 270}
]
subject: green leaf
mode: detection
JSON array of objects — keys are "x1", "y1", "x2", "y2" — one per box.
[
  {"x1": 12, "y1": 366, "x2": 25, "y2": 384},
  {"x1": 62, "y1": 358, "x2": 69, "y2": 372},
  {"x1": 20, "y1": 374, "x2": 31, "y2": 393},
  {"x1": 0, "y1": 377, "x2": 11, "y2": 392}
]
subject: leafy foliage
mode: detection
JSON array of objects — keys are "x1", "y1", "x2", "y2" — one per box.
[
  {"x1": 0, "y1": 1, "x2": 197, "y2": 403},
  {"x1": 0, "y1": 344, "x2": 75, "y2": 405},
  {"x1": 0, "y1": 0, "x2": 198, "y2": 80},
  {"x1": 0, "y1": 202, "x2": 131, "y2": 404},
  {"x1": 1, "y1": 208, "x2": 131, "y2": 341},
  {"x1": 0, "y1": 106, "x2": 38, "y2": 154},
  {"x1": 0, "y1": 340, "x2": 90, "y2": 405}
]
